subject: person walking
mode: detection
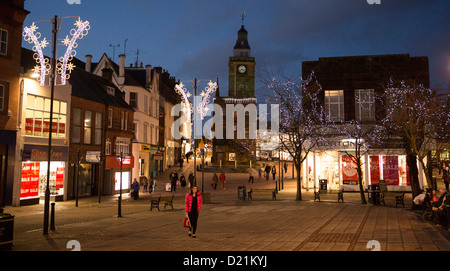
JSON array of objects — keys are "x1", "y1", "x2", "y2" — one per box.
[
  {"x1": 131, "y1": 178, "x2": 140, "y2": 200},
  {"x1": 180, "y1": 174, "x2": 187, "y2": 190},
  {"x1": 188, "y1": 172, "x2": 195, "y2": 187},
  {"x1": 212, "y1": 173, "x2": 219, "y2": 190},
  {"x1": 143, "y1": 176, "x2": 148, "y2": 192},
  {"x1": 248, "y1": 169, "x2": 254, "y2": 183},
  {"x1": 220, "y1": 172, "x2": 226, "y2": 189},
  {"x1": 170, "y1": 172, "x2": 177, "y2": 192},
  {"x1": 149, "y1": 176, "x2": 154, "y2": 194},
  {"x1": 185, "y1": 186, "x2": 203, "y2": 238},
  {"x1": 272, "y1": 165, "x2": 276, "y2": 181},
  {"x1": 265, "y1": 165, "x2": 271, "y2": 181}
]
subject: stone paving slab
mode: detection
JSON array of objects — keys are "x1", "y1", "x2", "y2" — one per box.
[{"x1": 2, "y1": 165, "x2": 450, "y2": 253}]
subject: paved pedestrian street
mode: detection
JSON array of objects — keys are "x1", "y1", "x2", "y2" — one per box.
[{"x1": 3, "y1": 165, "x2": 450, "y2": 254}]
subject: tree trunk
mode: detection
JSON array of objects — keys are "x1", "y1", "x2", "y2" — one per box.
[
  {"x1": 296, "y1": 162, "x2": 302, "y2": 201},
  {"x1": 357, "y1": 165, "x2": 367, "y2": 204},
  {"x1": 407, "y1": 152, "x2": 421, "y2": 198}
]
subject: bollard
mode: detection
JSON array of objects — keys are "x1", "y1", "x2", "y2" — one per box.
[{"x1": 50, "y1": 202, "x2": 55, "y2": 230}]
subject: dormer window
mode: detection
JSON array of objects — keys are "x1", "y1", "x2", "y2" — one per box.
[{"x1": 106, "y1": 86, "x2": 115, "y2": 96}]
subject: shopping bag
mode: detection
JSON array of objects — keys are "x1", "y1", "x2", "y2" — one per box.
[{"x1": 183, "y1": 215, "x2": 190, "y2": 228}]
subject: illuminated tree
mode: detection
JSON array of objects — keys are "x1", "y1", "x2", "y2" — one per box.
[
  {"x1": 264, "y1": 71, "x2": 331, "y2": 201},
  {"x1": 381, "y1": 80, "x2": 450, "y2": 195}
]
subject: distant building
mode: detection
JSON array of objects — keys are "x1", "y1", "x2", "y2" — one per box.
[
  {"x1": 0, "y1": 0, "x2": 29, "y2": 207},
  {"x1": 213, "y1": 22, "x2": 258, "y2": 167},
  {"x1": 301, "y1": 54, "x2": 430, "y2": 191}
]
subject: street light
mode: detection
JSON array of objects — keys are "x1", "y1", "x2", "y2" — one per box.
[
  {"x1": 23, "y1": 15, "x2": 90, "y2": 235},
  {"x1": 174, "y1": 79, "x2": 217, "y2": 193}
]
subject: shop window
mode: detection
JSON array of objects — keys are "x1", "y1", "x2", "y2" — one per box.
[
  {"x1": 25, "y1": 94, "x2": 67, "y2": 139},
  {"x1": 20, "y1": 161, "x2": 65, "y2": 199},
  {"x1": 84, "y1": 110, "x2": 92, "y2": 144},
  {"x1": 0, "y1": 29, "x2": 7, "y2": 56},
  {"x1": 325, "y1": 90, "x2": 344, "y2": 122},
  {"x1": 355, "y1": 89, "x2": 375, "y2": 122}
]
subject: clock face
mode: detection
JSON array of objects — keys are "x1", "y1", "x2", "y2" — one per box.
[{"x1": 238, "y1": 65, "x2": 246, "y2": 73}]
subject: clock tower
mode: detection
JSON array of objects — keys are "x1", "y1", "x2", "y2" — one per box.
[
  {"x1": 212, "y1": 17, "x2": 257, "y2": 166},
  {"x1": 228, "y1": 23, "x2": 255, "y2": 98}
]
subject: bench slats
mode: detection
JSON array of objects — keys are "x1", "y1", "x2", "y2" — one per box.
[
  {"x1": 248, "y1": 189, "x2": 276, "y2": 200},
  {"x1": 150, "y1": 195, "x2": 174, "y2": 211}
]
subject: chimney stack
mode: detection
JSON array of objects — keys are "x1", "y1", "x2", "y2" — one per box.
[
  {"x1": 119, "y1": 54, "x2": 125, "y2": 77},
  {"x1": 146, "y1": 65, "x2": 152, "y2": 87},
  {"x1": 85, "y1": 55, "x2": 92, "y2": 73}
]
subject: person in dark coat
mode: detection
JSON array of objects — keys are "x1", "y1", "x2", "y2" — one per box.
[{"x1": 131, "y1": 178, "x2": 140, "y2": 200}]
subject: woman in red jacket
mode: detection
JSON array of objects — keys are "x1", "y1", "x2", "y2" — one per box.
[{"x1": 185, "y1": 186, "x2": 202, "y2": 238}]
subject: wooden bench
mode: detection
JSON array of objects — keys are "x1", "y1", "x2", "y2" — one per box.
[
  {"x1": 248, "y1": 188, "x2": 277, "y2": 200},
  {"x1": 378, "y1": 180, "x2": 405, "y2": 208},
  {"x1": 150, "y1": 195, "x2": 174, "y2": 211},
  {"x1": 314, "y1": 189, "x2": 344, "y2": 202}
]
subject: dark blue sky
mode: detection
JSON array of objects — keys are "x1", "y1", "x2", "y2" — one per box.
[{"x1": 23, "y1": 0, "x2": 450, "y2": 101}]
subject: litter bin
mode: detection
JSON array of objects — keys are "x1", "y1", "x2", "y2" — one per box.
[
  {"x1": 238, "y1": 186, "x2": 246, "y2": 200},
  {"x1": 369, "y1": 184, "x2": 380, "y2": 205},
  {"x1": 0, "y1": 213, "x2": 14, "y2": 248},
  {"x1": 319, "y1": 179, "x2": 327, "y2": 191}
]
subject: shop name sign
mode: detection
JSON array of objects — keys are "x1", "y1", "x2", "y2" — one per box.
[
  {"x1": 23, "y1": 145, "x2": 69, "y2": 161},
  {"x1": 316, "y1": 139, "x2": 365, "y2": 150}
]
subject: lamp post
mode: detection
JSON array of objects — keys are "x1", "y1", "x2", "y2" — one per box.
[
  {"x1": 118, "y1": 152, "x2": 123, "y2": 218},
  {"x1": 23, "y1": 16, "x2": 90, "y2": 235},
  {"x1": 174, "y1": 79, "x2": 217, "y2": 193}
]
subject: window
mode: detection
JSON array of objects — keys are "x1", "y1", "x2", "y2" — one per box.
[
  {"x1": 325, "y1": 90, "x2": 344, "y2": 122},
  {"x1": 0, "y1": 84, "x2": 4, "y2": 111},
  {"x1": 107, "y1": 108, "x2": 113, "y2": 128},
  {"x1": 143, "y1": 122, "x2": 148, "y2": 143},
  {"x1": 149, "y1": 98, "x2": 153, "y2": 117},
  {"x1": 150, "y1": 124, "x2": 154, "y2": 144},
  {"x1": 0, "y1": 29, "x2": 7, "y2": 56},
  {"x1": 144, "y1": 95, "x2": 148, "y2": 114},
  {"x1": 84, "y1": 110, "x2": 92, "y2": 144},
  {"x1": 121, "y1": 111, "x2": 128, "y2": 131},
  {"x1": 72, "y1": 108, "x2": 81, "y2": 143},
  {"x1": 133, "y1": 122, "x2": 138, "y2": 141},
  {"x1": 105, "y1": 138, "x2": 111, "y2": 155},
  {"x1": 115, "y1": 138, "x2": 130, "y2": 155},
  {"x1": 25, "y1": 94, "x2": 67, "y2": 138},
  {"x1": 94, "y1": 112, "x2": 102, "y2": 145},
  {"x1": 106, "y1": 86, "x2": 115, "y2": 96},
  {"x1": 355, "y1": 89, "x2": 375, "y2": 122},
  {"x1": 129, "y1": 92, "x2": 137, "y2": 108}
]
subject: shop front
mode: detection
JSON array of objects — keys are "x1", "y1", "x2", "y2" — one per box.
[
  {"x1": 20, "y1": 144, "x2": 68, "y2": 206},
  {"x1": 104, "y1": 156, "x2": 134, "y2": 195},
  {"x1": 304, "y1": 139, "x2": 413, "y2": 192}
]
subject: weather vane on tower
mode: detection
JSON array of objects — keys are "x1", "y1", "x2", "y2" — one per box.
[{"x1": 241, "y1": 11, "x2": 246, "y2": 26}]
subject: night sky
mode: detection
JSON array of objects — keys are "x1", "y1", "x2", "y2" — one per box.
[{"x1": 22, "y1": 0, "x2": 450, "y2": 101}]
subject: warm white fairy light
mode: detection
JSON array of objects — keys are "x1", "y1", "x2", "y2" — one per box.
[
  {"x1": 175, "y1": 82, "x2": 192, "y2": 122},
  {"x1": 23, "y1": 17, "x2": 90, "y2": 86},
  {"x1": 198, "y1": 80, "x2": 217, "y2": 119}
]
